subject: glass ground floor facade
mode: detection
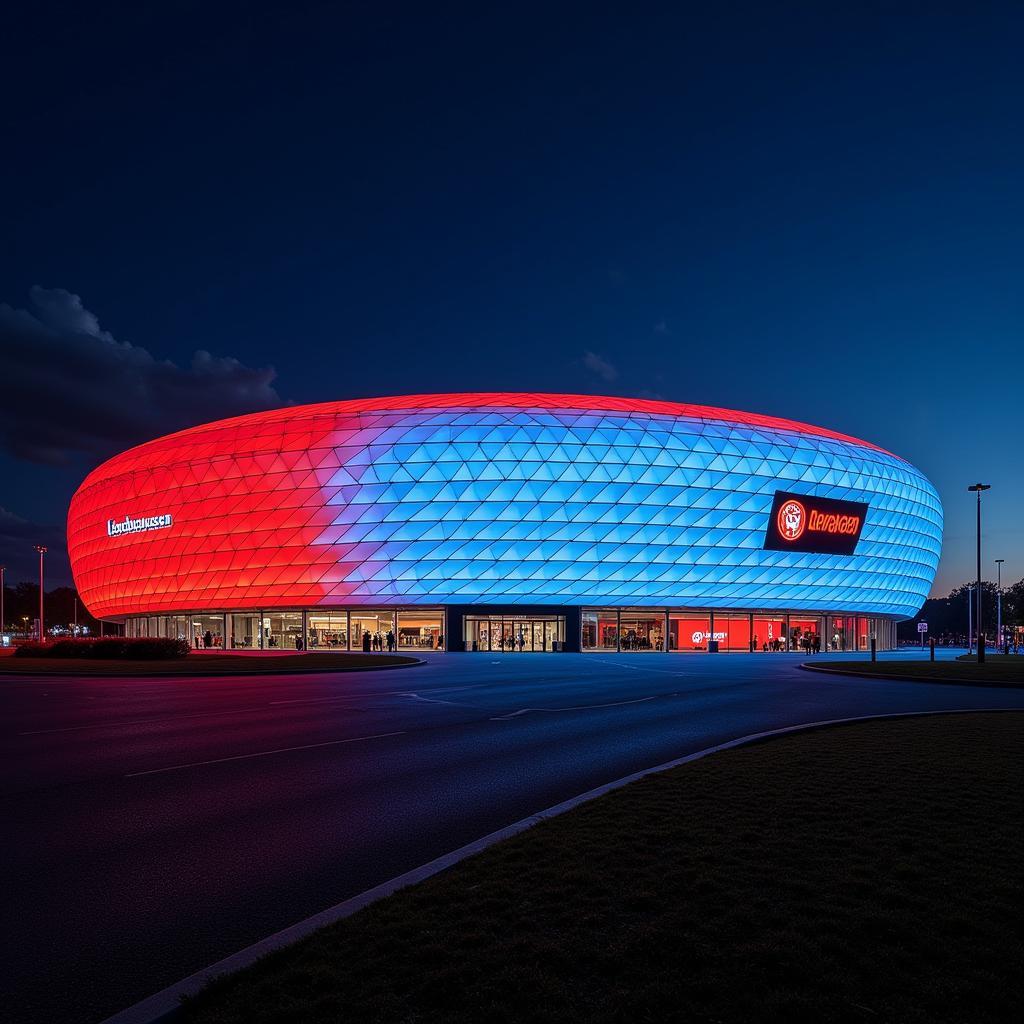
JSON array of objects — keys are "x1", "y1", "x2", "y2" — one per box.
[
  {"x1": 123, "y1": 606, "x2": 899, "y2": 653},
  {"x1": 580, "y1": 610, "x2": 896, "y2": 653},
  {"x1": 126, "y1": 608, "x2": 445, "y2": 652}
]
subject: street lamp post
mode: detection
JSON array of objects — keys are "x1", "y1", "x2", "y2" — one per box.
[
  {"x1": 967, "y1": 484, "x2": 990, "y2": 664},
  {"x1": 995, "y1": 558, "x2": 1004, "y2": 652},
  {"x1": 967, "y1": 584, "x2": 974, "y2": 653},
  {"x1": 0, "y1": 564, "x2": 5, "y2": 636},
  {"x1": 34, "y1": 545, "x2": 47, "y2": 643}
]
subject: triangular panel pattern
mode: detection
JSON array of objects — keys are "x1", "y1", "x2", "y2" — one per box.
[{"x1": 67, "y1": 394, "x2": 943, "y2": 618}]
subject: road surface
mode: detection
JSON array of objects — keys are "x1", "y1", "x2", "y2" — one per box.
[{"x1": 3, "y1": 649, "x2": 1020, "y2": 1023}]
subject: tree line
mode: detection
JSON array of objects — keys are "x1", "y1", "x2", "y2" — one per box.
[
  {"x1": 896, "y1": 578, "x2": 1023, "y2": 644},
  {"x1": 2, "y1": 582, "x2": 103, "y2": 635}
]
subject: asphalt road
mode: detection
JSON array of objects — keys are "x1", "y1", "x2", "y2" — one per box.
[{"x1": 3, "y1": 650, "x2": 1021, "y2": 1024}]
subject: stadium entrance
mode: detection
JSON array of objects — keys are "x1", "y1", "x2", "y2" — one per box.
[{"x1": 464, "y1": 614, "x2": 566, "y2": 652}]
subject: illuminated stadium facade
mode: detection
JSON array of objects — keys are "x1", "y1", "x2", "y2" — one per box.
[{"x1": 67, "y1": 394, "x2": 942, "y2": 654}]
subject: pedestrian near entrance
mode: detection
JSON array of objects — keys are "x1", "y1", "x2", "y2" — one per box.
[{"x1": 386, "y1": 630, "x2": 395, "y2": 652}]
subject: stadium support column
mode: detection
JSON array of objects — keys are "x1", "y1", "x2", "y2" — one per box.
[{"x1": 562, "y1": 607, "x2": 581, "y2": 653}]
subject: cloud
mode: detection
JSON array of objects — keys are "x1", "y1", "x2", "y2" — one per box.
[
  {"x1": 582, "y1": 350, "x2": 619, "y2": 382},
  {"x1": 0, "y1": 287, "x2": 285, "y2": 464},
  {"x1": 653, "y1": 319, "x2": 669, "y2": 335}
]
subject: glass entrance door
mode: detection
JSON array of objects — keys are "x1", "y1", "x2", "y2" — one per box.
[
  {"x1": 540, "y1": 620, "x2": 558, "y2": 651},
  {"x1": 463, "y1": 615, "x2": 565, "y2": 651},
  {"x1": 501, "y1": 620, "x2": 517, "y2": 652}
]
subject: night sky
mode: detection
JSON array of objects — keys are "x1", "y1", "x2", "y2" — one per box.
[{"x1": 1, "y1": 2, "x2": 1021, "y2": 594}]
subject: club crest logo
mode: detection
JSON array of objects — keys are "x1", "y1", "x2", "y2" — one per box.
[{"x1": 777, "y1": 499, "x2": 806, "y2": 541}]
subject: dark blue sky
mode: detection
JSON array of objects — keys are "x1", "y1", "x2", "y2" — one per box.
[{"x1": 1, "y1": 1, "x2": 1021, "y2": 593}]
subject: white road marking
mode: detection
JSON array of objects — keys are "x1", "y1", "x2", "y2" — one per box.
[
  {"x1": 19, "y1": 685, "x2": 492, "y2": 735},
  {"x1": 124, "y1": 731, "x2": 406, "y2": 777},
  {"x1": 396, "y1": 692, "x2": 468, "y2": 706},
  {"x1": 267, "y1": 684, "x2": 485, "y2": 706},
  {"x1": 587, "y1": 657, "x2": 688, "y2": 676},
  {"x1": 490, "y1": 695, "x2": 664, "y2": 720}
]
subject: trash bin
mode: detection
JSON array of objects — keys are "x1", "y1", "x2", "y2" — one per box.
[{"x1": 707, "y1": 640, "x2": 720, "y2": 653}]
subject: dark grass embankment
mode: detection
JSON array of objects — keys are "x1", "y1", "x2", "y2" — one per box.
[
  {"x1": 0, "y1": 652, "x2": 421, "y2": 676},
  {"x1": 810, "y1": 658, "x2": 1023, "y2": 685},
  {"x1": 184, "y1": 712, "x2": 1023, "y2": 1024}
]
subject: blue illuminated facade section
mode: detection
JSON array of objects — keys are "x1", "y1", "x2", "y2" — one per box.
[{"x1": 318, "y1": 408, "x2": 942, "y2": 619}]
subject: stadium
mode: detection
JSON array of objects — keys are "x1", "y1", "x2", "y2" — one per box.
[{"x1": 67, "y1": 394, "x2": 942, "y2": 653}]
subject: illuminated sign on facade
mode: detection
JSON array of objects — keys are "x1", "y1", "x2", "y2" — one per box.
[
  {"x1": 692, "y1": 630, "x2": 727, "y2": 644},
  {"x1": 107, "y1": 513, "x2": 173, "y2": 538},
  {"x1": 763, "y1": 491, "x2": 867, "y2": 555}
]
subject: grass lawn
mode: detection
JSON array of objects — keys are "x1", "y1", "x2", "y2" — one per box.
[
  {"x1": 0, "y1": 652, "x2": 420, "y2": 676},
  {"x1": 811, "y1": 658, "x2": 1024, "y2": 685},
  {"x1": 184, "y1": 712, "x2": 1023, "y2": 1024},
  {"x1": 956, "y1": 652, "x2": 1024, "y2": 664}
]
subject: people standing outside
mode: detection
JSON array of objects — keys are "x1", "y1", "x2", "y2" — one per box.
[{"x1": 386, "y1": 630, "x2": 395, "y2": 652}]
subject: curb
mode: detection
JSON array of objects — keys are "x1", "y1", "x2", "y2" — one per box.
[
  {"x1": 0, "y1": 658, "x2": 426, "y2": 680},
  {"x1": 799, "y1": 661, "x2": 1024, "y2": 687},
  {"x1": 99, "y1": 706, "x2": 1023, "y2": 1024}
]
